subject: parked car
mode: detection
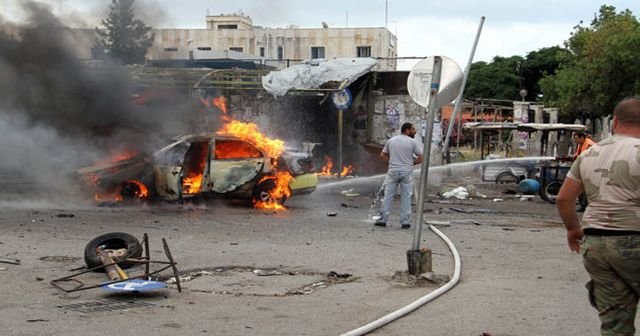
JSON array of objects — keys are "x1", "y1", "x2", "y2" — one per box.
[{"x1": 76, "y1": 133, "x2": 317, "y2": 205}]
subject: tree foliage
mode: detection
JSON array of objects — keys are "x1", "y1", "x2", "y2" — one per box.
[
  {"x1": 464, "y1": 47, "x2": 570, "y2": 102},
  {"x1": 94, "y1": 0, "x2": 154, "y2": 65},
  {"x1": 464, "y1": 56, "x2": 524, "y2": 101},
  {"x1": 540, "y1": 5, "x2": 640, "y2": 120}
]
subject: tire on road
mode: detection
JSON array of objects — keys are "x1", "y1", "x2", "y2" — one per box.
[{"x1": 84, "y1": 232, "x2": 143, "y2": 271}]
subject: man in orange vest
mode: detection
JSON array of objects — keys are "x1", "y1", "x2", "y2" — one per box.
[{"x1": 572, "y1": 131, "x2": 596, "y2": 159}]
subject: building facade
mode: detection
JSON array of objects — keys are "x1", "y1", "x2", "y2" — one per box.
[{"x1": 146, "y1": 13, "x2": 397, "y2": 70}]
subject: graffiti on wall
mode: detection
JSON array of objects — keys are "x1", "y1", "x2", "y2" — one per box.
[{"x1": 385, "y1": 100, "x2": 404, "y2": 137}]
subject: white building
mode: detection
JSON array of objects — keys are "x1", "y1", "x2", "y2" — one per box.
[{"x1": 146, "y1": 13, "x2": 397, "y2": 70}]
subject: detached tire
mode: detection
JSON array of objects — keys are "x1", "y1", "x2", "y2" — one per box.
[{"x1": 84, "y1": 232, "x2": 143, "y2": 271}]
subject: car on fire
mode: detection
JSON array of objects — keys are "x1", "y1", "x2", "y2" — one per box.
[{"x1": 76, "y1": 133, "x2": 318, "y2": 206}]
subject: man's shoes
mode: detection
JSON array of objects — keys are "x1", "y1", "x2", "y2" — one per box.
[
  {"x1": 374, "y1": 221, "x2": 387, "y2": 227},
  {"x1": 401, "y1": 224, "x2": 411, "y2": 229}
]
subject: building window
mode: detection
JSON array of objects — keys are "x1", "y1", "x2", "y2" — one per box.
[
  {"x1": 311, "y1": 46, "x2": 325, "y2": 59},
  {"x1": 277, "y1": 46, "x2": 284, "y2": 60},
  {"x1": 217, "y1": 24, "x2": 238, "y2": 29},
  {"x1": 229, "y1": 47, "x2": 243, "y2": 53},
  {"x1": 164, "y1": 47, "x2": 178, "y2": 52},
  {"x1": 259, "y1": 47, "x2": 265, "y2": 57},
  {"x1": 197, "y1": 47, "x2": 212, "y2": 51},
  {"x1": 357, "y1": 46, "x2": 371, "y2": 57}
]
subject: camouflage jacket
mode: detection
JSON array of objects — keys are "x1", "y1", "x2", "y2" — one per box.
[{"x1": 567, "y1": 135, "x2": 640, "y2": 230}]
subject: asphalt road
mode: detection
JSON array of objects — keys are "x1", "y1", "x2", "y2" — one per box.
[{"x1": 0, "y1": 175, "x2": 613, "y2": 336}]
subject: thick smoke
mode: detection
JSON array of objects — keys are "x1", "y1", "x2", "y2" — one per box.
[{"x1": 0, "y1": 1, "x2": 196, "y2": 204}]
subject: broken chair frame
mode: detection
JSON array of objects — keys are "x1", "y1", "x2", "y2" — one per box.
[{"x1": 51, "y1": 233, "x2": 182, "y2": 293}]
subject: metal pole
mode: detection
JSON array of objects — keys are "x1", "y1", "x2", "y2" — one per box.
[
  {"x1": 338, "y1": 109, "x2": 343, "y2": 178},
  {"x1": 385, "y1": 0, "x2": 388, "y2": 29},
  {"x1": 412, "y1": 56, "x2": 442, "y2": 251},
  {"x1": 442, "y1": 16, "x2": 485, "y2": 163}
]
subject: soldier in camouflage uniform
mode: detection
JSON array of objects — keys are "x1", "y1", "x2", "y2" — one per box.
[{"x1": 557, "y1": 96, "x2": 640, "y2": 336}]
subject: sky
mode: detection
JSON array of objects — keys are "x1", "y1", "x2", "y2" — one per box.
[{"x1": 3, "y1": 0, "x2": 640, "y2": 69}]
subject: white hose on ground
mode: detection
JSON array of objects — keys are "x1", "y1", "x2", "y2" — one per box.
[{"x1": 340, "y1": 225, "x2": 462, "y2": 336}]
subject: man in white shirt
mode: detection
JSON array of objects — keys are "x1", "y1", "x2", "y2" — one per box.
[{"x1": 376, "y1": 122, "x2": 424, "y2": 229}]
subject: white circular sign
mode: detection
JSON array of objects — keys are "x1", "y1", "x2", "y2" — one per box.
[
  {"x1": 407, "y1": 56, "x2": 463, "y2": 108},
  {"x1": 331, "y1": 88, "x2": 352, "y2": 109}
]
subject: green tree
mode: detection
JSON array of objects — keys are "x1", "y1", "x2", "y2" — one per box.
[
  {"x1": 464, "y1": 47, "x2": 570, "y2": 102},
  {"x1": 94, "y1": 0, "x2": 154, "y2": 65},
  {"x1": 540, "y1": 5, "x2": 640, "y2": 120},
  {"x1": 464, "y1": 56, "x2": 524, "y2": 101},
  {"x1": 521, "y1": 46, "x2": 573, "y2": 101}
]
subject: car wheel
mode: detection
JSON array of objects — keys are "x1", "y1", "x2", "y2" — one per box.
[
  {"x1": 84, "y1": 232, "x2": 143, "y2": 271},
  {"x1": 495, "y1": 171, "x2": 519, "y2": 185},
  {"x1": 252, "y1": 179, "x2": 288, "y2": 206},
  {"x1": 120, "y1": 180, "x2": 147, "y2": 200},
  {"x1": 539, "y1": 181, "x2": 562, "y2": 204}
]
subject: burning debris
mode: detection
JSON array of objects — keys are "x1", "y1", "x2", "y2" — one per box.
[{"x1": 316, "y1": 156, "x2": 355, "y2": 177}]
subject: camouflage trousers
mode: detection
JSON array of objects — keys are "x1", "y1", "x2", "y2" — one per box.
[{"x1": 582, "y1": 235, "x2": 640, "y2": 336}]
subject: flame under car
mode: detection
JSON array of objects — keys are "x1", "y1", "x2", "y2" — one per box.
[{"x1": 77, "y1": 133, "x2": 317, "y2": 206}]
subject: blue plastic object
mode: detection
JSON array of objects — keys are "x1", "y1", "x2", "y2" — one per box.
[
  {"x1": 518, "y1": 179, "x2": 540, "y2": 194},
  {"x1": 102, "y1": 279, "x2": 166, "y2": 292}
]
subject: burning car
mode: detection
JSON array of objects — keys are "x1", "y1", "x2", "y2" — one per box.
[{"x1": 76, "y1": 132, "x2": 318, "y2": 208}]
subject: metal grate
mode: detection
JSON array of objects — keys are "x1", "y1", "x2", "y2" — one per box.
[{"x1": 57, "y1": 298, "x2": 154, "y2": 313}]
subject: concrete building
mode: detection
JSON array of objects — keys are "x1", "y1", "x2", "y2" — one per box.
[{"x1": 147, "y1": 13, "x2": 397, "y2": 70}]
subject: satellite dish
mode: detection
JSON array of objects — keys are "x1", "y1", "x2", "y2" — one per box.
[{"x1": 407, "y1": 56, "x2": 463, "y2": 108}]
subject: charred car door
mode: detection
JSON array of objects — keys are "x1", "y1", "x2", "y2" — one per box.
[
  {"x1": 153, "y1": 140, "x2": 188, "y2": 201},
  {"x1": 153, "y1": 140, "x2": 211, "y2": 200},
  {"x1": 207, "y1": 138, "x2": 265, "y2": 193}
]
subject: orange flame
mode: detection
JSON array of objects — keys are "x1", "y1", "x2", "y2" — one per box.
[
  {"x1": 213, "y1": 96, "x2": 227, "y2": 114},
  {"x1": 340, "y1": 165, "x2": 354, "y2": 176},
  {"x1": 217, "y1": 120, "x2": 285, "y2": 158},
  {"x1": 316, "y1": 156, "x2": 354, "y2": 177},
  {"x1": 203, "y1": 95, "x2": 291, "y2": 210},
  {"x1": 253, "y1": 171, "x2": 293, "y2": 210},
  {"x1": 182, "y1": 174, "x2": 203, "y2": 195},
  {"x1": 124, "y1": 180, "x2": 149, "y2": 198},
  {"x1": 95, "y1": 149, "x2": 138, "y2": 165}
]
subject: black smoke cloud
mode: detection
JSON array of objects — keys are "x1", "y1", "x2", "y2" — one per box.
[{"x1": 0, "y1": 1, "x2": 196, "y2": 203}]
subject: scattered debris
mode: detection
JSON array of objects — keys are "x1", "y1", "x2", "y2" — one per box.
[
  {"x1": 166, "y1": 270, "x2": 213, "y2": 284},
  {"x1": 340, "y1": 188, "x2": 359, "y2": 197},
  {"x1": 449, "y1": 207, "x2": 497, "y2": 214},
  {"x1": 328, "y1": 271, "x2": 351, "y2": 279},
  {"x1": 420, "y1": 272, "x2": 451, "y2": 285},
  {"x1": 426, "y1": 220, "x2": 485, "y2": 226},
  {"x1": 39, "y1": 256, "x2": 79, "y2": 263},
  {"x1": 326, "y1": 212, "x2": 337, "y2": 217},
  {"x1": 340, "y1": 203, "x2": 359, "y2": 208},
  {"x1": 253, "y1": 269, "x2": 283, "y2": 276},
  {"x1": 0, "y1": 257, "x2": 20, "y2": 265},
  {"x1": 492, "y1": 198, "x2": 503, "y2": 202},
  {"x1": 440, "y1": 187, "x2": 469, "y2": 200}
]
